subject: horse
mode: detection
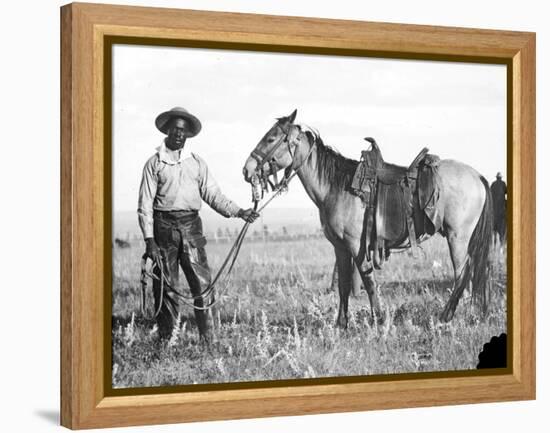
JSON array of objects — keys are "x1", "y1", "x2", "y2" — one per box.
[{"x1": 242, "y1": 109, "x2": 493, "y2": 327}]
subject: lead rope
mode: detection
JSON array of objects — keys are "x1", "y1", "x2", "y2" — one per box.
[{"x1": 140, "y1": 254, "x2": 164, "y2": 320}]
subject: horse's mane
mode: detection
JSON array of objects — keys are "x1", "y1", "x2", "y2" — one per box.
[{"x1": 301, "y1": 125, "x2": 359, "y2": 190}]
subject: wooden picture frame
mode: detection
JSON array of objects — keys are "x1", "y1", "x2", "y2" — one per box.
[{"x1": 60, "y1": 2, "x2": 535, "y2": 429}]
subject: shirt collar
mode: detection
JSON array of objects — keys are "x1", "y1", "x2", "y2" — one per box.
[{"x1": 156, "y1": 140, "x2": 192, "y2": 165}]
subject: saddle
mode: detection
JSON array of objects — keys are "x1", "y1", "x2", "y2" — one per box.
[{"x1": 351, "y1": 137, "x2": 442, "y2": 268}]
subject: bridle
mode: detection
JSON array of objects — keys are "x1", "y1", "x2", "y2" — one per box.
[
  {"x1": 248, "y1": 122, "x2": 313, "y2": 202},
  {"x1": 250, "y1": 122, "x2": 296, "y2": 167}
]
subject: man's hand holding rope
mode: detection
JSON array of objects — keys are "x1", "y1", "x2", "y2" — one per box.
[
  {"x1": 145, "y1": 237, "x2": 162, "y2": 262},
  {"x1": 237, "y1": 208, "x2": 260, "y2": 223}
]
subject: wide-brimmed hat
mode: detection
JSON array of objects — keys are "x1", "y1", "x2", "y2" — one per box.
[{"x1": 155, "y1": 107, "x2": 202, "y2": 137}]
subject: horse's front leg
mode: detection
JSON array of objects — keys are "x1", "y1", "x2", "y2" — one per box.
[
  {"x1": 334, "y1": 247, "x2": 352, "y2": 329},
  {"x1": 355, "y1": 258, "x2": 384, "y2": 325}
]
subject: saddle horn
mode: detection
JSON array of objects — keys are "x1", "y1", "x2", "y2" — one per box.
[{"x1": 364, "y1": 137, "x2": 379, "y2": 151}]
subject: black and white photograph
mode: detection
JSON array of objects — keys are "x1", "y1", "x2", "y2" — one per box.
[{"x1": 111, "y1": 44, "x2": 508, "y2": 389}]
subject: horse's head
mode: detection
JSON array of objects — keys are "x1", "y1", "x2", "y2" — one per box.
[{"x1": 242, "y1": 109, "x2": 304, "y2": 183}]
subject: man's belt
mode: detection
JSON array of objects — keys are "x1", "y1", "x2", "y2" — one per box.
[{"x1": 153, "y1": 209, "x2": 198, "y2": 223}]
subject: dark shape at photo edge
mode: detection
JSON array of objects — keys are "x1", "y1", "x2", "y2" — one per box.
[{"x1": 477, "y1": 333, "x2": 507, "y2": 369}]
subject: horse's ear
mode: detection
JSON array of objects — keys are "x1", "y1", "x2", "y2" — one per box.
[
  {"x1": 288, "y1": 109, "x2": 297, "y2": 123},
  {"x1": 304, "y1": 130, "x2": 315, "y2": 144}
]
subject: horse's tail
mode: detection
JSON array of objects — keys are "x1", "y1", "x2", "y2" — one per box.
[{"x1": 468, "y1": 176, "x2": 494, "y2": 314}]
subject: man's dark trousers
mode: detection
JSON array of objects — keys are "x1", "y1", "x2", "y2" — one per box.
[{"x1": 152, "y1": 210, "x2": 212, "y2": 340}]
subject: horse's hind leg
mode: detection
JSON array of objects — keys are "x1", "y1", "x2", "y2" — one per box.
[
  {"x1": 441, "y1": 230, "x2": 471, "y2": 322},
  {"x1": 335, "y1": 247, "x2": 352, "y2": 329}
]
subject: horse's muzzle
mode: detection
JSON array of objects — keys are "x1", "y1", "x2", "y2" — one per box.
[{"x1": 242, "y1": 155, "x2": 259, "y2": 183}]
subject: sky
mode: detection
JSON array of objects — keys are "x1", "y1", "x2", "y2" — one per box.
[{"x1": 112, "y1": 44, "x2": 506, "y2": 214}]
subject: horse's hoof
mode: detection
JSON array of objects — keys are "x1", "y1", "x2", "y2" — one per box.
[
  {"x1": 439, "y1": 309, "x2": 453, "y2": 323},
  {"x1": 335, "y1": 318, "x2": 348, "y2": 329},
  {"x1": 199, "y1": 328, "x2": 214, "y2": 345},
  {"x1": 373, "y1": 309, "x2": 386, "y2": 326}
]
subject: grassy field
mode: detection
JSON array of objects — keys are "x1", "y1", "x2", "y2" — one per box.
[{"x1": 111, "y1": 234, "x2": 507, "y2": 388}]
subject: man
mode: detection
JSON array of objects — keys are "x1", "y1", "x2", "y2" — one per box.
[
  {"x1": 138, "y1": 107, "x2": 259, "y2": 341},
  {"x1": 490, "y1": 172, "x2": 507, "y2": 244}
]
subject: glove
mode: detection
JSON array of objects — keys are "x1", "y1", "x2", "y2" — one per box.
[
  {"x1": 145, "y1": 238, "x2": 162, "y2": 262},
  {"x1": 237, "y1": 208, "x2": 260, "y2": 223}
]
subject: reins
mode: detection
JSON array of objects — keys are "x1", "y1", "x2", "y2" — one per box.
[{"x1": 139, "y1": 124, "x2": 314, "y2": 319}]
